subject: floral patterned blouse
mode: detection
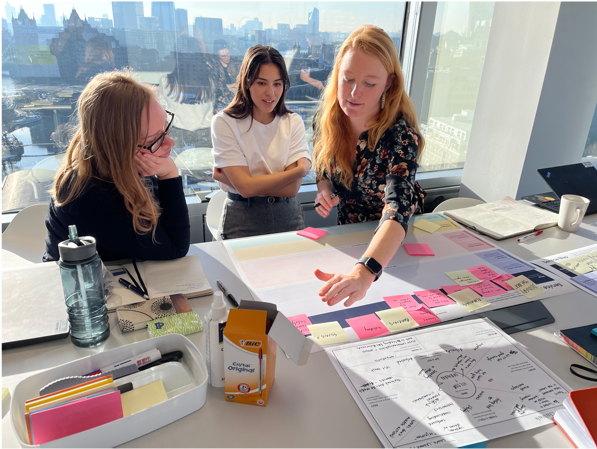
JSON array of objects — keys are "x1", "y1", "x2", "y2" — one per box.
[{"x1": 318, "y1": 115, "x2": 426, "y2": 233}]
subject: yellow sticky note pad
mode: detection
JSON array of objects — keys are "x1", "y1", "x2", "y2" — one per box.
[
  {"x1": 445, "y1": 270, "x2": 482, "y2": 286},
  {"x1": 307, "y1": 322, "x2": 350, "y2": 346},
  {"x1": 376, "y1": 307, "x2": 419, "y2": 332},
  {"x1": 505, "y1": 275, "x2": 545, "y2": 299},
  {"x1": 121, "y1": 380, "x2": 168, "y2": 417},
  {"x1": 449, "y1": 289, "x2": 490, "y2": 312},
  {"x1": 413, "y1": 219, "x2": 442, "y2": 234}
]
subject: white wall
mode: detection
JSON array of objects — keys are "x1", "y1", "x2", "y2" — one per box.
[{"x1": 460, "y1": 2, "x2": 597, "y2": 201}]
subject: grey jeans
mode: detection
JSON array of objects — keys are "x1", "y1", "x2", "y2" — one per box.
[{"x1": 219, "y1": 196, "x2": 305, "y2": 240}]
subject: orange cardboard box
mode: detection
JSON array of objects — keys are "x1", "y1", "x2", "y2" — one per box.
[{"x1": 223, "y1": 301, "x2": 312, "y2": 406}]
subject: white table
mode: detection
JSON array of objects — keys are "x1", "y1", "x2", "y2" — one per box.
[{"x1": 3, "y1": 217, "x2": 597, "y2": 448}]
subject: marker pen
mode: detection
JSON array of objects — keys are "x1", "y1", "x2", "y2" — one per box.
[
  {"x1": 517, "y1": 230, "x2": 543, "y2": 243},
  {"x1": 96, "y1": 348, "x2": 161, "y2": 374}
]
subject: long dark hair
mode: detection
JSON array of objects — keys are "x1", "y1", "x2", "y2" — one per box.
[
  {"x1": 165, "y1": 36, "x2": 217, "y2": 104},
  {"x1": 224, "y1": 45, "x2": 291, "y2": 120}
]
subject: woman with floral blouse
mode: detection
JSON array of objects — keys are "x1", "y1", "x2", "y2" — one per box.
[{"x1": 312, "y1": 25, "x2": 426, "y2": 308}]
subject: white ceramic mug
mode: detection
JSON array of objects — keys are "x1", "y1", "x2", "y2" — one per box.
[{"x1": 557, "y1": 194, "x2": 590, "y2": 232}]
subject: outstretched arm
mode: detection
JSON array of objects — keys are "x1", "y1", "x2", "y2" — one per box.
[{"x1": 315, "y1": 219, "x2": 405, "y2": 307}]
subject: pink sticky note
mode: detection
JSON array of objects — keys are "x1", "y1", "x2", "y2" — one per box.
[
  {"x1": 383, "y1": 294, "x2": 421, "y2": 311},
  {"x1": 297, "y1": 227, "x2": 328, "y2": 240},
  {"x1": 287, "y1": 314, "x2": 313, "y2": 335},
  {"x1": 403, "y1": 243, "x2": 435, "y2": 256},
  {"x1": 441, "y1": 285, "x2": 470, "y2": 295},
  {"x1": 469, "y1": 280, "x2": 506, "y2": 297},
  {"x1": 492, "y1": 273, "x2": 515, "y2": 291},
  {"x1": 409, "y1": 305, "x2": 441, "y2": 326},
  {"x1": 444, "y1": 231, "x2": 494, "y2": 251},
  {"x1": 467, "y1": 265, "x2": 500, "y2": 281},
  {"x1": 30, "y1": 390, "x2": 123, "y2": 445},
  {"x1": 346, "y1": 314, "x2": 390, "y2": 340},
  {"x1": 414, "y1": 289, "x2": 454, "y2": 308}
]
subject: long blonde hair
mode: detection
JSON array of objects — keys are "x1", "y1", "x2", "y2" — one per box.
[
  {"x1": 51, "y1": 69, "x2": 161, "y2": 235},
  {"x1": 313, "y1": 25, "x2": 425, "y2": 189}
]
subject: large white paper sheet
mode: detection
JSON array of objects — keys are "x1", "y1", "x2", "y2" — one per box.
[
  {"x1": 223, "y1": 217, "x2": 577, "y2": 346},
  {"x1": 532, "y1": 243, "x2": 597, "y2": 297},
  {"x1": 325, "y1": 318, "x2": 570, "y2": 448}
]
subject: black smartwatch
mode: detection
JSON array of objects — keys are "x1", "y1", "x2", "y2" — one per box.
[{"x1": 356, "y1": 257, "x2": 382, "y2": 281}]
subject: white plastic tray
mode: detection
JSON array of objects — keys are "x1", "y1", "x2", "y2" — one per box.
[{"x1": 11, "y1": 334, "x2": 208, "y2": 448}]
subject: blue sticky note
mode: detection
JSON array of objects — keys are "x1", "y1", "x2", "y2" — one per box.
[
  {"x1": 459, "y1": 443, "x2": 487, "y2": 449},
  {"x1": 591, "y1": 327, "x2": 597, "y2": 337}
]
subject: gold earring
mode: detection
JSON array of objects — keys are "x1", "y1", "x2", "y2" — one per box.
[{"x1": 381, "y1": 91, "x2": 386, "y2": 110}]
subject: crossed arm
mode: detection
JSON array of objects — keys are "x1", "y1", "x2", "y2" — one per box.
[{"x1": 213, "y1": 157, "x2": 311, "y2": 198}]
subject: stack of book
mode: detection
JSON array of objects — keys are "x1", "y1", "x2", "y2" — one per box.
[
  {"x1": 559, "y1": 323, "x2": 597, "y2": 367},
  {"x1": 553, "y1": 387, "x2": 596, "y2": 448}
]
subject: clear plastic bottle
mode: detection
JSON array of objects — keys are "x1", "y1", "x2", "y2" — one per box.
[
  {"x1": 204, "y1": 291, "x2": 229, "y2": 387},
  {"x1": 58, "y1": 225, "x2": 110, "y2": 348}
]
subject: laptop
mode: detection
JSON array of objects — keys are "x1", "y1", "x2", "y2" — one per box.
[{"x1": 524, "y1": 163, "x2": 597, "y2": 215}]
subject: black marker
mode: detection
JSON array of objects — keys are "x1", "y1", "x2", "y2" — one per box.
[
  {"x1": 314, "y1": 193, "x2": 337, "y2": 209},
  {"x1": 217, "y1": 280, "x2": 239, "y2": 308}
]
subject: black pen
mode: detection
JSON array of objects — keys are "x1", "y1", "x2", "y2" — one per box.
[
  {"x1": 217, "y1": 280, "x2": 239, "y2": 308},
  {"x1": 118, "y1": 278, "x2": 149, "y2": 300},
  {"x1": 314, "y1": 193, "x2": 337, "y2": 209}
]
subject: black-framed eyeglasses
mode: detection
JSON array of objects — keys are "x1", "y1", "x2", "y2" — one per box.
[{"x1": 137, "y1": 110, "x2": 175, "y2": 153}]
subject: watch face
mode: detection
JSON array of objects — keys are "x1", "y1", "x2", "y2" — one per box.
[{"x1": 366, "y1": 257, "x2": 382, "y2": 274}]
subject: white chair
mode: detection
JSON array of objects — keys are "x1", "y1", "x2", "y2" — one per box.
[
  {"x1": 2, "y1": 203, "x2": 49, "y2": 263},
  {"x1": 433, "y1": 197, "x2": 485, "y2": 212},
  {"x1": 205, "y1": 190, "x2": 227, "y2": 241}
]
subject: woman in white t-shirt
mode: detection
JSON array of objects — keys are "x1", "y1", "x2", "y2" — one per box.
[{"x1": 211, "y1": 45, "x2": 312, "y2": 239}]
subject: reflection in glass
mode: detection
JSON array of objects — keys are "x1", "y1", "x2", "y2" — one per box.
[
  {"x1": 418, "y1": 2, "x2": 494, "y2": 172},
  {"x1": 2, "y1": 2, "x2": 406, "y2": 210}
]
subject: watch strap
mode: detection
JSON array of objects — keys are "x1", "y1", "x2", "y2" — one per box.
[{"x1": 356, "y1": 257, "x2": 382, "y2": 281}]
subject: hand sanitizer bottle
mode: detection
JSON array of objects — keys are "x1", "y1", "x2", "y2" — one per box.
[{"x1": 205, "y1": 292, "x2": 229, "y2": 387}]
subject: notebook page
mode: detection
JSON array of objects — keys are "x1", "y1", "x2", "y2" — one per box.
[
  {"x1": 480, "y1": 196, "x2": 558, "y2": 229},
  {"x1": 142, "y1": 255, "x2": 212, "y2": 298},
  {"x1": 446, "y1": 206, "x2": 530, "y2": 238}
]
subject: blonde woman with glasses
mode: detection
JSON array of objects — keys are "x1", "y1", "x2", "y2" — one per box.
[
  {"x1": 44, "y1": 70, "x2": 190, "y2": 262},
  {"x1": 312, "y1": 25, "x2": 426, "y2": 307}
]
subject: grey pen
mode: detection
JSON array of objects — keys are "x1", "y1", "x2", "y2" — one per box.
[{"x1": 217, "y1": 280, "x2": 239, "y2": 308}]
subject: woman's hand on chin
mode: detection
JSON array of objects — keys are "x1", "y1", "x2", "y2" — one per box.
[{"x1": 135, "y1": 152, "x2": 178, "y2": 180}]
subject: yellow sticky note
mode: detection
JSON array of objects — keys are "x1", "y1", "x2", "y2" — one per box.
[
  {"x1": 121, "y1": 380, "x2": 168, "y2": 417},
  {"x1": 505, "y1": 275, "x2": 545, "y2": 299},
  {"x1": 449, "y1": 289, "x2": 490, "y2": 312},
  {"x1": 555, "y1": 252, "x2": 597, "y2": 276},
  {"x1": 376, "y1": 307, "x2": 419, "y2": 332},
  {"x1": 445, "y1": 270, "x2": 482, "y2": 286},
  {"x1": 307, "y1": 322, "x2": 350, "y2": 346},
  {"x1": 413, "y1": 219, "x2": 442, "y2": 234}
]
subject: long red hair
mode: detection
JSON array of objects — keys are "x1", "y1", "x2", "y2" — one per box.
[{"x1": 313, "y1": 25, "x2": 424, "y2": 188}]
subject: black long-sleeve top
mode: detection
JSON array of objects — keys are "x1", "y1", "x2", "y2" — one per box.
[{"x1": 43, "y1": 176, "x2": 190, "y2": 262}]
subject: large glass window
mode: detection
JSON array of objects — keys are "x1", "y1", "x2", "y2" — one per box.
[
  {"x1": 2, "y1": 1, "x2": 406, "y2": 212},
  {"x1": 417, "y1": 2, "x2": 494, "y2": 172}
]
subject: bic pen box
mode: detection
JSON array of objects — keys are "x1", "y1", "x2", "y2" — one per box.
[{"x1": 10, "y1": 334, "x2": 208, "y2": 448}]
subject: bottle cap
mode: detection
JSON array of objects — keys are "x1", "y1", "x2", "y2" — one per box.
[
  {"x1": 58, "y1": 225, "x2": 97, "y2": 264},
  {"x1": 210, "y1": 291, "x2": 228, "y2": 320}
]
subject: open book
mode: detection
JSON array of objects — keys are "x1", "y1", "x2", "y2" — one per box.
[
  {"x1": 107, "y1": 254, "x2": 212, "y2": 311},
  {"x1": 554, "y1": 388, "x2": 597, "y2": 449},
  {"x1": 443, "y1": 196, "x2": 558, "y2": 240}
]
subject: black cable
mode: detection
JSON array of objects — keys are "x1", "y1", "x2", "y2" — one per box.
[{"x1": 569, "y1": 364, "x2": 597, "y2": 382}]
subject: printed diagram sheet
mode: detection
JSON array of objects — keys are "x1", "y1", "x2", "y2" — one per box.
[
  {"x1": 532, "y1": 244, "x2": 597, "y2": 297},
  {"x1": 223, "y1": 215, "x2": 577, "y2": 345},
  {"x1": 325, "y1": 319, "x2": 569, "y2": 448}
]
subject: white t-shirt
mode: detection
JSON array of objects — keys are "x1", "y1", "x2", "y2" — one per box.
[{"x1": 211, "y1": 111, "x2": 311, "y2": 194}]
